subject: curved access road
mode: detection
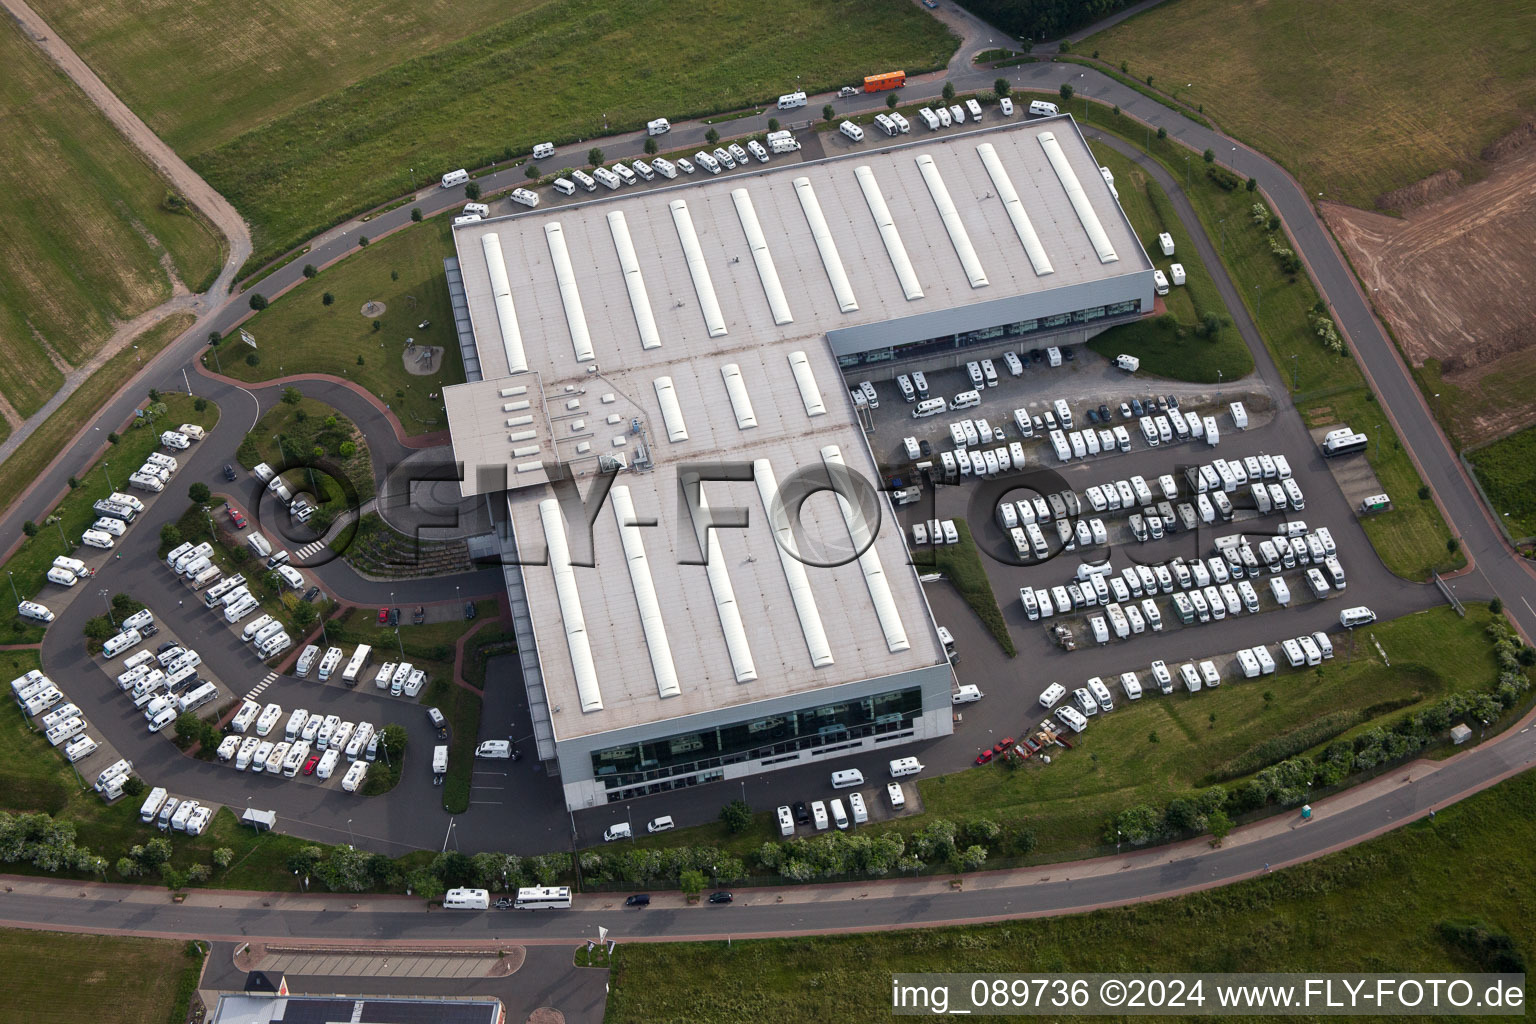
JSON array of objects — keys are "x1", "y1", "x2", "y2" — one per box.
[{"x1": 1, "y1": 706, "x2": 1532, "y2": 943}]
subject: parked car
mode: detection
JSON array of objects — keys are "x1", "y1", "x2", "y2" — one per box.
[
  {"x1": 223, "y1": 464, "x2": 237, "y2": 481},
  {"x1": 707, "y1": 891, "x2": 734, "y2": 904}
]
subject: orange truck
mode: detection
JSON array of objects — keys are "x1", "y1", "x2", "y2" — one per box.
[{"x1": 863, "y1": 70, "x2": 906, "y2": 92}]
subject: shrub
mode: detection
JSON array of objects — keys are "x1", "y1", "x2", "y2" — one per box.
[
  {"x1": 525, "y1": 163, "x2": 540, "y2": 180},
  {"x1": 193, "y1": 397, "x2": 207, "y2": 412},
  {"x1": 705, "y1": 128, "x2": 720, "y2": 145},
  {"x1": 410, "y1": 207, "x2": 423, "y2": 222},
  {"x1": 1059, "y1": 82, "x2": 1074, "y2": 102},
  {"x1": 21, "y1": 521, "x2": 37, "y2": 537},
  {"x1": 302, "y1": 263, "x2": 317, "y2": 278},
  {"x1": 718, "y1": 799, "x2": 752, "y2": 833},
  {"x1": 248, "y1": 294, "x2": 267, "y2": 311},
  {"x1": 587, "y1": 147, "x2": 604, "y2": 166},
  {"x1": 644, "y1": 138, "x2": 658, "y2": 155},
  {"x1": 1207, "y1": 166, "x2": 1242, "y2": 190},
  {"x1": 188, "y1": 482, "x2": 211, "y2": 504},
  {"x1": 994, "y1": 78, "x2": 1010, "y2": 97},
  {"x1": 358, "y1": 236, "x2": 369, "y2": 247},
  {"x1": 464, "y1": 182, "x2": 481, "y2": 201},
  {"x1": 942, "y1": 81, "x2": 956, "y2": 102},
  {"x1": 159, "y1": 524, "x2": 182, "y2": 548},
  {"x1": 1157, "y1": 126, "x2": 1167, "y2": 140},
  {"x1": 322, "y1": 292, "x2": 334, "y2": 306},
  {"x1": 246, "y1": 352, "x2": 261, "y2": 366},
  {"x1": 107, "y1": 432, "x2": 119, "y2": 444}
]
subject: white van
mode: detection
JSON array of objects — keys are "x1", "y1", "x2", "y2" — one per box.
[
  {"x1": 778, "y1": 91, "x2": 808, "y2": 109},
  {"x1": 838, "y1": 120, "x2": 865, "y2": 142},
  {"x1": 102, "y1": 629, "x2": 142, "y2": 659},
  {"x1": 888, "y1": 757, "x2": 924, "y2": 778},
  {"x1": 441, "y1": 169, "x2": 470, "y2": 189},
  {"x1": 1028, "y1": 100, "x2": 1059, "y2": 116},
  {"x1": 829, "y1": 798, "x2": 850, "y2": 830},
  {"x1": 1339, "y1": 606, "x2": 1376, "y2": 628},
  {"x1": 551, "y1": 177, "x2": 576, "y2": 196},
  {"x1": 647, "y1": 117, "x2": 671, "y2": 136},
  {"x1": 831, "y1": 768, "x2": 865, "y2": 789},
  {"x1": 444, "y1": 888, "x2": 490, "y2": 910}
]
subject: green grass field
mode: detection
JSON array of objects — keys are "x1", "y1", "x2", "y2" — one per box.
[
  {"x1": 932, "y1": 520, "x2": 1014, "y2": 657},
  {"x1": 603, "y1": 766, "x2": 1536, "y2": 1021},
  {"x1": 1046, "y1": 95, "x2": 1461, "y2": 581},
  {"x1": 184, "y1": 0, "x2": 956, "y2": 265},
  {"x1": 0, "y1": 928, "x2": 200, "y2": 1024},
  {"x1": 1085, "y1": 144, "x2": 1252, "y2": 382},
  {"x1": 1467, "y1": 426, "x2": 1536, "y2": 540},
  {"x1": 1085, "y1": 0, "x2": 1536, "y2": 210},
  {"x1": 0, "y1": 22, "x2": 222, "y2": 422},
  {"x1": 917, "y1": 606, "x2": 1495, "y2": 859},
  {"x1": 241, "y1": 395, "x2": 376, "y2": 504},
  {"x1": 1, "y1": 392, "x2": 216, "y2": 605},
  {"x1": 208, "y1": 220, "x2": 461, "y2": 433},
  {"x1": 0, "y1": 312, "x2": 194, "y2": 523}
]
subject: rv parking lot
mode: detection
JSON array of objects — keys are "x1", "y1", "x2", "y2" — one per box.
[{"x1": 848, "y1": 345, "x2": 1430, "y2": 761}]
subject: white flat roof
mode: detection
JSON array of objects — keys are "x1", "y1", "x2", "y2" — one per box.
[{"x1": 451, "y1": 117, "x2": 1141, "y2": 740}]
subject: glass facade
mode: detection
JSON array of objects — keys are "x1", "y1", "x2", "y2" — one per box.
[
  {"x1": 837, "y1": 300, "x2": 1141, "y2": 369},
  {"x1": 591, "y1": 686, "x2": 923, "y2": 797}
]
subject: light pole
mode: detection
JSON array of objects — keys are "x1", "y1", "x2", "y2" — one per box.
[
  {"x1": 1291, "y1": 354, "x2": 1298, "y2": 391},
  {"x1": 102, "y1": 462, "x2": 113, "y2": 491},
  {"x1": 99, "y1": 589, "x2": 115, "y2": 627},
  {"x1": 1374, "y1": 424, "x2": 1382, "y2": 456},
  {"x1": 7, "y1": 571, "x2": 18, "y2": 605},
  {"x1": 1255, "y1": 283, "x2": 1262, "y2": 318},
  {"x1": 55, "y1": 519, "x2": 68, "y2": 551},
  {"x1": 347, "y1": 818, "x2": 355, "y2": 848}
]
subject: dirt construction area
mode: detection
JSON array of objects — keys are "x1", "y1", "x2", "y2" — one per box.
[{"x1": 1322, "y1": 122, "x2": 1536, "y2": 445}]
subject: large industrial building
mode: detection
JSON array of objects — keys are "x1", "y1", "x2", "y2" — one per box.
[{"x1": 441, "y1": 114, "x2": 1155, "y2": 811}]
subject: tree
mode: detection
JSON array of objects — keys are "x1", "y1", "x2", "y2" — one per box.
[
  {"x1": 287, "y1": 846, "x2": 323, "y2": 876},
  {"x1": 587, "y1": 147, "x2": 604, "y2": 167},
  {"x1": 1207, "y1": 809, "x2": 1233, "y2": 845},
  {"x1": 1247, "y1": 176, "x2": 1259, "y2": 192},
  {"x1": 1447, "y1": 537, "x2": 1461, "y2": 555},
  {"x1": 994, "y1": 77, "x2": 1011, "y2": 97},
  {"x1": 212, "y1": 847, "x2": 234, "y2": 869},
  {"x1": 249, "y1": 293, "x2": 268, "y2": 311},
  {"x1": 410, "y1": 207, "x2": 423, "y2": 222},
  {"x1": 322, "y1": 292, "x2": 335, "y2": 306},
  {"x1": 1059, "y1": 82, "x2": 1074, "y2": 102},
  {"x1": 643, "y1": 138, "x2": 658, "y2": 155},
  {"x1": 115, "y1": 856, "x2": 140, "y2": 878},
  {"x1": 358, "y1": 235, "x2": 369, "y2": 247},
  {"x1": 1490, "y1": 598, "x2": 1504, "y2": 615},
  {"x1": 1203, "y1": 148, "x2": 1216, "y2": 163},
  {"x1": 21, "y1": 521, "x2": 37, "y2": 538},
  {"x1": 193, "y1": 397, "x2": 207, "y2": 412},
  {"x1": 718, "y1": 799, "x2": 752, "y2": 833},
  {"x1": 679, "y1": 868, "x2": 706, "y2": 899},
  {"x1": 159, "y1": 524, "x2": 182, "y2": 548},
  {"x1": 464, "y1": 181, "x2": 482, "y2": 201},
  {"x1": 822, "y1": 104, "x2": 836, "y2": 122},
  {"x1": 705, "y1": 128, "x2": 719, "y2": 145},
  {"x1": 767, "y1": 117, "x2": 780, "y2": 132},
  {"x1": 525, "y1": 163, "x2": 540, "y2": 180},
  {"x1": 942, "y1": 81, "x2": 956, "y2": 103},
  {"x1": 140, "y1": 837, "x2": 173, "y2": 868},
  {"x1": 1157, "y1": 126, "x2": 1168, "y2": 140},
  {"x1": 186, "y1": 863, "x2": 211, "y2": 883},
  {"x1": 886, "y1": 92, "x2": 899, "y2": 110},
  {"x1": 302, "y1": 263, "x2": 317, "y2": 278},
  {"x1": 282, "y1": 386, "x2": 302, "y2": 405},
  {"x1": 188, "y1": 482, "x2": 210, "y2": 504},
  {"x1": 406, "y1": 867, "x2": 445, "y2": 903}
]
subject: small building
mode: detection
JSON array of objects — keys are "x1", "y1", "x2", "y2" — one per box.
[
  {"x1": 243, "y1": 971, "x2": 287, "y2": 997},
  {"x1": 1450, "y1": 723, "x2": 1472, "y2": 745}
]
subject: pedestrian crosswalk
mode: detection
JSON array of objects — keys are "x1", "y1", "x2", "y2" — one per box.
[
  {"x1": 244, "y1": 671, "x2": 279, "y2": 702},
  {"x1": 295, "y1": 539, "x2": 328, "y2": 561}
]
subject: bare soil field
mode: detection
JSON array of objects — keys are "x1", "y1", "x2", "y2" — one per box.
[{"x1": 1323, "y1": 125, "x2": 1536, "y2": 446}]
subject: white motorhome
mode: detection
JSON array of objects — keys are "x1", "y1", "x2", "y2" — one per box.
[
  {"x1": 532, "y1": 142, "x2": 555, "y2": 160},
  {"x1": 777, "y1": 90, "x2": 808, "y2": 109},
  {"x1": 510, "y1": 187, "x2": 539, "y2": 208}
]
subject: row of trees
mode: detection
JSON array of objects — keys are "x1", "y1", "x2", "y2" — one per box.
[{"x1": 1109, "y1": 620, "x2": 1533, "y2": 847}]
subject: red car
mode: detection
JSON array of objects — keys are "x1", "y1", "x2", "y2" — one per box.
[
  {"x1": 377, "y1": 608, "x2": 389, "y2": 624},
  {"x1": 974, "y1": 748, "x2": 995, "y2": 766},
  {"x1": 993, "y1": 737, "x2": 1015, "y2": 755},
  {"x1": 302, "y1": 754, "x2": 320, "y2": 775},
  {"x1": 228, "y1": 508, "x2": 247, "y2": 528}
]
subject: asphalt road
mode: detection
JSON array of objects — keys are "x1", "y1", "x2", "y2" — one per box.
[{"x1": 4, "y1": 0, "x2": 1535, "y2": 941}]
